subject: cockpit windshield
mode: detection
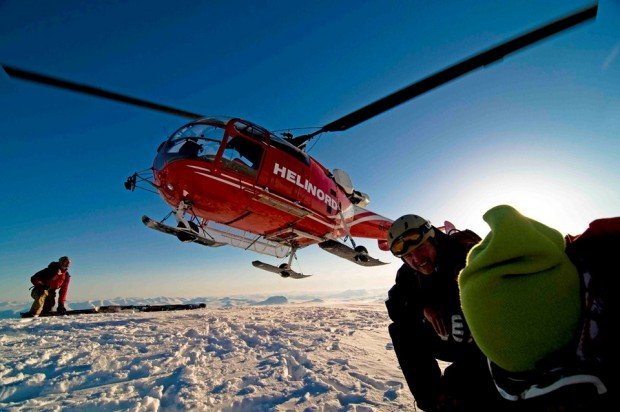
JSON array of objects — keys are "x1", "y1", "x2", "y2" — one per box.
[
  {"x1": 170, "y1": 123, "x2": 223, "y2": 159},
  {"x1": 153, "y1": 116, "x2": 309, "y2": 171},
  {"x1": 154, "y1": 119, "x2": 227, "y2": 169}
]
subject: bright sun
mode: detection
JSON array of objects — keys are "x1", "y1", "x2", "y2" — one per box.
[
  {"x1": 425, "y1": 151, "x2": 618, "y2": 237},
  {"x1": 465, "y1": 171, "x2": 599, "y2": 233}
]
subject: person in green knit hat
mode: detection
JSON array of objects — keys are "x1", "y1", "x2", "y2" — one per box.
[
  {"x1": 459, "y1": 204, "x2": 615, "y2": 409},
  {"x1": 459, "y1": 205, "x2": 581, "y2": 373}
]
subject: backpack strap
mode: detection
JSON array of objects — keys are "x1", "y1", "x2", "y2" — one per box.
[{"x1": 489, "y1": 359, "x2": 607, "y2": 402}]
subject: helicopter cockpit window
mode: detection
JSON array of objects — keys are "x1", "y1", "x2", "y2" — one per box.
[
  {"x1": 221, "y1": 135, "x2": 264, "y2": 177},
  {"x1": 155, "y1": 123, "x2": 225, "y2": 169},
  {"x1": 233, "y1": 121, "x2": 269, "y2": 142},
  {"x1": 269, "y1": 134, "x2": 310, "y2": 165},
  {"x1": 234, "y1": 119, "x2": 309, "y2": 165},
  {"x1": 170, "y1": 123, "x2": 224, "y2": 160}
]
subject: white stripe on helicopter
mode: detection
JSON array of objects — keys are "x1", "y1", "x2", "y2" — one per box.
[
  {"x1": 187, "y1": 165, "x2": 385, "y2": 231},
  {"x1": 190, "y1": 170, "x2": 334, "y2": 229}
]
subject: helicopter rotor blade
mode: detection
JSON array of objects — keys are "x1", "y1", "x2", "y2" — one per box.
[
  {"x1": 317, "y1": 3, "x2": 598, "y2": 134},
  {"x1": 2, "y1": 65, "x2": 205, "y2": 120}
]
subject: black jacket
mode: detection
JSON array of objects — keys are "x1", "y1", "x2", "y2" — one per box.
[
  {"x1": 387, "y1": 229, "x2": 479, "y2": 346},
  {"x1": 386, "y1": 229, "x2": 483, "y2": 409}
]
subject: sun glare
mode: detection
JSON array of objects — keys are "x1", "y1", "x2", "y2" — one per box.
[
  {"x1": 456, "y1": 169, "x2": 616, "y2": 236},
  {"x1": 419, "y1": 144, "x2": 618, "y2": 238}
]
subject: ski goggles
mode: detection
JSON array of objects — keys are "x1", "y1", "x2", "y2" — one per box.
[{"x1": 390, "y1": 227, "x2": 433, "y2": 257}]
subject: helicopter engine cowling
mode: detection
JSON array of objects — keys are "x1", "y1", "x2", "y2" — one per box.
[
  {"x1": 332, "y1": 169, "x2": 370, "y2": 207},
  {"x1": 332, "y1": 169, "x2": 354, "y2": 195}
]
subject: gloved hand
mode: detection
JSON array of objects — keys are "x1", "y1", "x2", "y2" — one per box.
[
  {"x1": 57, "y1": 304, "x2": 67, "y2": 315},
  {"x1": 423, "y1": 306, "x2": 449, "y2": 340}
]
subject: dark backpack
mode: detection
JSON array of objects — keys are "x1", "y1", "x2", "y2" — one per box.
[
  {"x1": 446, "y1": 228, "x2": 482, "y2": 250},
  {"x1": 489, "y1": 217, "x2": 618, "y2": 408}
]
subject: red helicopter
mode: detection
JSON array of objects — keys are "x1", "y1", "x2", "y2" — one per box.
[{"x1": 2, "y1": 5, "x2": 596, "y2": 278}]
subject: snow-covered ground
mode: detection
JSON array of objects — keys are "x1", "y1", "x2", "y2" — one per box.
[{"x1": 0, "y1": 299, "x2": 426, "y2": 411}]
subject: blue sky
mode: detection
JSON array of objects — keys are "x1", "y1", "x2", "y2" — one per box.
[{"x1": 1, "y1": 0, "x2": 618, "y2": 301}]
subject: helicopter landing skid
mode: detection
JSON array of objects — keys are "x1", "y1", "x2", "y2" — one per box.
[
  {"x1": 142, "y1": 216, "x2": 225, "y2": 247},
  {"x1": 319, "y1": 240, "x2": 388, "y2": 266},
  {"x1": 252, "y1": 261, "x2": 311, "y2": 279}
]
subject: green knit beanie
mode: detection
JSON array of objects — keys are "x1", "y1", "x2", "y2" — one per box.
[{"x1": 458, "y1": 205, "x2": 581, "y2": 373}]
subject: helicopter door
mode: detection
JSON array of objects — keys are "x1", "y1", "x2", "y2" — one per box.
[{"x1": 220, "y1": 133, "x2": 265, "y2": 180}]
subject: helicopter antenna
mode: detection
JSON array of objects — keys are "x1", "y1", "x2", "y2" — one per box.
[{"x1": 287, "y1": 4, "x2": 597, "y2": 147}]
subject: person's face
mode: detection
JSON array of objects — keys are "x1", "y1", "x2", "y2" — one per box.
[
  {"x1": 60, "y1": 260, "x2": 71, "y2": 270},
  {"x1": 402, "y1": 239, "x2": 437, "y2": 275}
]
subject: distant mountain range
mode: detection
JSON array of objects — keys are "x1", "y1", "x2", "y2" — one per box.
[
  {"x1": 0, "y1": 289, "x2": 387, "y2": 319},
  {"x1": 253, "y1": 296, "x2": 288, "y2": 306}
]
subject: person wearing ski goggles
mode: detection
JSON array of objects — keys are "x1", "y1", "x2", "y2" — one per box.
[
  {"x1": 384, "y1": 214, "x2": 498, "y2": 411},
  {"x1": 389, "y1": 219, "x2": 437, "y2": 273}
]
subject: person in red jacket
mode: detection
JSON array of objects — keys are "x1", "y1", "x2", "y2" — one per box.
[{"x1": 27, "y1": 256, "x2": 72, "y2": 317}]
